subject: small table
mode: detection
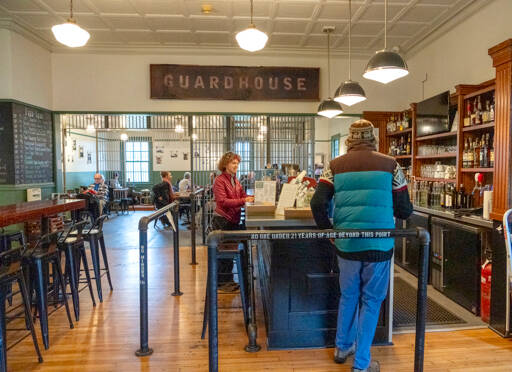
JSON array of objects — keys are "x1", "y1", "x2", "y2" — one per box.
[{"x1": 113, "y1": 188, "x2": 130, "y2": 214}]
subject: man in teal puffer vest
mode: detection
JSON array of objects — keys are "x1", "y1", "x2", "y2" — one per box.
[{"x1": 311, "y1": 120, "x2": 412, "y2": 372}]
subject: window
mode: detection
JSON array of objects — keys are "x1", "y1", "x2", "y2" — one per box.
[
  {"x1": 235, "y1": 141, "x2": 251, "y2": 175},
  {"x1": 331, "y1": 135, "x2": 340, "y2": 159},
  {"x1": 125, "y1": 141, "x2": 149, "y2": 183}
]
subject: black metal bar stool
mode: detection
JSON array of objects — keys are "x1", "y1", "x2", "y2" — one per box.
[
  {"x1": 82, "y1": 215, "x2": 113, "y2": 303},
  {"x1": 58, "y1": 220, "x2": 96, "y2": 321},
  {"x1": 0, "y1": 232, "x2": 25, "y2": 306},
  {"x1": 0, "y1": 245, "x2": 43, "y2": 370},
  {"x1": 201, "y1": 242, "x2": 249, "y2": 339},
  {"x1": 25, "y1": 231, "x2": 74, "y2": 350}
]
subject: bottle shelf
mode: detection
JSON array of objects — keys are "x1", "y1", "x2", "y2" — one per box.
[
  {"x1": 415, "y1": 153, "x2": 457, "y2": 159},
  {"x1": 394, "y1": 155, "x2": 412, "y2": 159},
  {"x1": 387, "y1": 128, "x2": 412, "y2": 137},
  {"x1": 462, "y1": 122, "x2": 495, "y2": 132},
  {"x1": 415, "y1": 132, "x2": 457, "y2": 142},
  {"x1": 463, "y1": 84, "x2": 495, "y2": 100},
  {"x1": 461, "y1": 168, "x2": 494, "y2": 173},
  {"x1": 415, "y1": 177, "x2": 456, "y2": 183}
]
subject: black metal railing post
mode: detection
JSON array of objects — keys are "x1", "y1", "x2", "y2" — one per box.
[
  {"x1": 205, "y1": 228, "x2": 430, "y2": 372},
  {"x1": 190, "y1": 189, "x2": 203, "y2": 266},
  {"x1": 414, "y1": 227, "x2": 430, "y2": 372},
  {"x1": 136, "y1": 201, "x2": 180, "y2": 357},
  {"x1": 172, "y1": 204, "x2": 183, "y2": 296},
  {"x1": 135, "y1": 216, "x2": 152, "y2": 357},
  {"x1": 202, "y1": 191, "x2": 207, "y2": 245}
]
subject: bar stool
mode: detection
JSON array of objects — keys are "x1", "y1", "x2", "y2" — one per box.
[
  {"x1": 25, "y1": 231, "x2": 74, "y2": 350},
  {"x1": 201, "y1": 242, "x2": 248, "y2": 339},
  {"x1": 0, "y1": 245, "x2": 43, "y2": 370},
  {"x1": 83, "y1": 215, "x2": 113, "y2": 303},
  {"x1": 0, "y1": 232, "x2": 25, "y2": 306},
  {"x1": 58, "y1": 220, "x2": 96, "y2": 321}
]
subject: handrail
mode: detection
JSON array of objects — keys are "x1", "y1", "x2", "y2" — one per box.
[
  {"x1": 135, "y1": 201, "x2": 181, "y2": 357},
  {"x1": 206, "y1": 227, "x2": 430, "y2": 372},
  {"x1": 189, "y1": 188, "x2": 204, "y2": 265}
]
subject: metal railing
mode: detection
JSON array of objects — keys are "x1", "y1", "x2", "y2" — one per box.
[
  {"x1": 189, "y1": 188, "x2": 204, "y2": 266},
  {"x1": 206, "y1": 228, "x2": 430, "y2": 372},
  {"x1": 135, "y1": 201, "x2": 181, "y2": 357}
]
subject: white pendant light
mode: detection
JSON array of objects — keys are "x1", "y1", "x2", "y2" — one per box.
[
  {"x1": 120, "y1": 133, "x2": 128, "y2": 141},
  {"x1": 192, "y1": 133, "x2": 198, "y2": 141},
  {"x1": 318, "y1": 27, "x2": 343, "y2": 119},
  {"x1": 334, "y1": 0, "x2": 367, "y2": 106},
  {"x1": 175, "y1": 124, "x2": 184, "y2": 133},
  {"x1": 363, "y1": 0, "x2": 408, "y2": 84},
  {"x1": 236, "y1": 0, "x2": 268, "y2": 52},
  {"x1": 86, "y1": 123, "x2": 95, "y2": 133},
  {"x1": 52, "y1": 0, "x2": 90, "y2": 48}
]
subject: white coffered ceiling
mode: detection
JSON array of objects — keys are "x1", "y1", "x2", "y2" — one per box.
[{"x1": 0, "y1": 0, "x2": 486, "y2": 55}]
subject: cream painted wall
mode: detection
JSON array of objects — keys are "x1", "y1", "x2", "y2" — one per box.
[
  {"x1": 10, "y1": 32, "x2": 52, "y2": 109},
  {"x1": 394, "y1": 0, "x2": 511, "y2": 108},
  {"x1": 0, "y1": 30, "x2": 12, "y2": 99}
]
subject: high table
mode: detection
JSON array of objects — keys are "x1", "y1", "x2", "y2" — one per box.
[{"x1": 246, "y1": 214, "x2": 393, "y2": 349}]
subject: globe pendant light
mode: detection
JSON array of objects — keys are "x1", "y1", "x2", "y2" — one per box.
[
  {"x1": 317, "y1": 27, "x2": 343, "y2": 119},
  {"x1": 236, "y1": 0, "x2": 268, "y2": 52},
  {"x1": 363, "y1": 0, "x2": 408, "y2": 84},
  {"x1": 52, "y1": 0, "x2": 90, "y2": 48},
  {"x1": 334, "y1": 0, "x2": 367, "y2": 106}
]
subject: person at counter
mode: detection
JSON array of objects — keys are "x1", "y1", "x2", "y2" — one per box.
[
  {"x1": 179, "y1": 172, "x2": 192, "y2": 193},
  {"x1": 153, "y1": 171, "x2": 176, "y2": 228},
  {"x1": 311, "y1": 120, "x2": 412, "y2": 372},
  {"x1": 109, "y1": 172, "x2": 121, "y2": 188},
  {"x1": 88, "y1": 173, "x2": 109, "y2": 215},
  {"x1": 213, "y1": 152, "x2": 254, "y2": 292}
]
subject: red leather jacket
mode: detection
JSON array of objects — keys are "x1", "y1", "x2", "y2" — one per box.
[{"x1": 213, "y1": 172, "x2": 247, "y2": 224}]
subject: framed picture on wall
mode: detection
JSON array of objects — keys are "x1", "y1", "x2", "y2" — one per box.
[{"x1": 79, "y1": 146, "x2": 84, "y2": 158}]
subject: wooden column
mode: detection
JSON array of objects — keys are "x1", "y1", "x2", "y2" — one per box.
[{"x1": 489, "y1": 39, "x2": 512, "y2": 221}]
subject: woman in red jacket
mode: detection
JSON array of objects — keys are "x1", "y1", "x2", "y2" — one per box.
[{"x1": 213, "y1": 152, "x2": 254, "y2": 292}]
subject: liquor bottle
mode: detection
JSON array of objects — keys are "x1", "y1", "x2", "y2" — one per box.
[
  {"x1": 457, "y1": 184, "x2": 466, "y2": 209},
  {"x1": 476, "y1": 96, "x2": 483, "y2": 125},
  {"x1": 483, "y1": 100, "x2": 490, "y2": 123},
  {"x1": 471, "y1": 99, "x2": 477, "y2": 125},
  {"x1": 463, "y1": 139, "x2": 468, "y2": 168},
  {"x1": 490, "y1": 135, "x2": 495, "y2": 168},
  {"x1": 464, "y1": 101, "x2": 471, "y2": 127},
  {"x1": 445, "y1": 184, "x2": 453, "y2": 209},
  {"x1": 481, "y1": 134, "x2": 489, "y2": 168},
  {"x1": 406, "y1": 135, "x2": 411, "y2": 155},
  {"x1": 473, "y1": 138, "x2": 480, "y2": 168},
  {"x1": 490, "y1": 97, "x2": 495, "y2": 122},
  {"x1": 440, "y1": 184, "x2": 446, "y2": 208},
  {"x1": 479, "y1": 134, "x2": 485, "y2": 167},
  {"x1": 467, "y1": 138, "x2": 474, "y2": 169},
  {"x1": 403, "y1": 111, "x2": 409, "y2": 129}
]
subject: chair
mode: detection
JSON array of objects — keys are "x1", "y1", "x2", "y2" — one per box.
[
  {"x1": 201, "y1": 242, "x2": 249, "y2": 339},
  {"x1": 58, "y1": 220, "x2": 96, "y2": 321},
  {"x1": 0, "y1": 245, "x2": 43, "y2": 369},
  {"x1": 25, "y1": 231, "x2": 74, "y2": 350},
  {"x1": 0, "y1": 232, "x2": 25, "y2": 306},
  {"x1": 82, "y1": 215, "x2": 113, "y2": 302}
]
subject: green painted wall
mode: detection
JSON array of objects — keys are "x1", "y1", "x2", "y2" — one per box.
[
  {"x1": 64, "y1": 171, "x2": 96, "y2": 191},
  {"x1": 0, "y1": 183, "x2": 55, "y2": 206}
]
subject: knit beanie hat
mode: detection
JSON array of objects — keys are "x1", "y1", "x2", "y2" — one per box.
[{"x1": 345, "y1": 119, "x2": 377, "y2": 150}]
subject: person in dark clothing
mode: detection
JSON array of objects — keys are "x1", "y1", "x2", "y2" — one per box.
[
  {"x1": 153, "y1": 171, "x2": 175, "y2": 227},
  {"x1": 310, "y1": 120, "x2": 412, "y2": 372},
  {"x1": 212, "y1": 152, "x2": 254, "y2": 292}
]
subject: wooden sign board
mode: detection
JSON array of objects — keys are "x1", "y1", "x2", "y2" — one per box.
[{"x1": 150, "y1": 64, "x2": 319, "y2": 101}]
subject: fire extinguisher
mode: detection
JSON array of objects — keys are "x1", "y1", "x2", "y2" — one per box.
[{"x1": 481, "y1": 259, "x2": 492, "y2": 323}]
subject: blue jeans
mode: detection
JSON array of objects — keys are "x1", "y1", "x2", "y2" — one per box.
[{"x1": 336, "y1": 257, "x2": 391, "y2": 370}]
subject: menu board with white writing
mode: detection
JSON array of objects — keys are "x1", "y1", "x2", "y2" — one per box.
[{"x1": 0, "y1": 102, "x2": 54, "y2": 185}]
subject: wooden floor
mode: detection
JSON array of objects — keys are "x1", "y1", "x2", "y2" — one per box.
[{"x1": 7, "y1": 212, "x2": 512, "y2": 371}]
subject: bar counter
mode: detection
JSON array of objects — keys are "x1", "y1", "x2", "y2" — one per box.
[{"x1": 246, "y1": 214, "x2": 392, "y2": 349}]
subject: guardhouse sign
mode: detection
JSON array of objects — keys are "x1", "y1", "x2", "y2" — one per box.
[{"x1": 150, "y1": 64, "x2": 319, "y2": 101}]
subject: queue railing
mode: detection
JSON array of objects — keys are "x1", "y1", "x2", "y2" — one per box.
[
  {"x1": 135, "y1": 201, "x2": 181, "y2": 357},
  {"x1": 206, "y1": 228, "x2": 430, "y2": 372},
  {"x1": 189, "y1": 188, "x2": 204, "y2": 265}
]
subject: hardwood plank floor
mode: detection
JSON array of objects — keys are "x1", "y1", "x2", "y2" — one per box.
[{"x1": 7, "y1": 213, "x2": 512, "y2": 371}]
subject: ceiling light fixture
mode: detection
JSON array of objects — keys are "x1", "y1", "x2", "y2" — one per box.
[
  {"x1": 236, "y1": 0, "x2": 268, "y2": 52},
  {"x1": 192, "y1": 133, "x2": 198, "y2": 141},
  {"x1": 317, "y1": 26, "x2": 343, "y2": 119},
  {"x1": 334, "y1": 0, "x2": 367, "y2": 106},
  {"x1": 86, "y1": 123, "x2": 95, "y2": 133},
  {"x1": 363, "y1": 0, "x2": 408, "y2": 84},
  {"x1": 52, "y1": 0, "x2": 90, "y2": 48},
  {"x1": 120, "y1": 133, "x2": 128, "y2": 141},
  {"x1": 260, "y1": 125, "x2": 267, "y2": 133},
  {"x1": 175, "y1": 124, "x2": 184, "y2": 133}
]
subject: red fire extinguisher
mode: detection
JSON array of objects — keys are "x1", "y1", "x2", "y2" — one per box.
[{"x1": 481, "y1": 259, "x2": 492, "y2": 323}]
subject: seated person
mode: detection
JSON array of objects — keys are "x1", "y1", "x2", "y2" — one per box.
[
  {"x1": 179, "y1": 172, "x2": 192, "y2": 194},
  {"x1": 152, "y1": 171, "x2": 175, "y2": 227},
  {"x1": 88, "y1": 173, "x2": 109, "y2": 215},
  {"x1": 109, "y1": 172, "x2": 121, "y2": 189}
]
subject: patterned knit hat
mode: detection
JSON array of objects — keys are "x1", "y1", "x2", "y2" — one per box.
[{"x1": 345, "y1": 119, "x2": 376, "y2": 149}]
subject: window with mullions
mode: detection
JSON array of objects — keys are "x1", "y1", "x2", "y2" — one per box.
[
  {"x1": 125, "y1": 141, "x2": 150, "y2": 183},
  {"x1": 235, "y1": 141, "x2": 251, "y2": 175}
]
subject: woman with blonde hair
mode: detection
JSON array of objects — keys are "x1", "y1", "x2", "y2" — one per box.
[{"x1": 212, "y1": 152, "x2": 254, "y2": 292}]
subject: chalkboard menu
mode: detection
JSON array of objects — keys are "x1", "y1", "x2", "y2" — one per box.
[{"x1": 0, "y1": 102, "x2": 54, "y2": 185}]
